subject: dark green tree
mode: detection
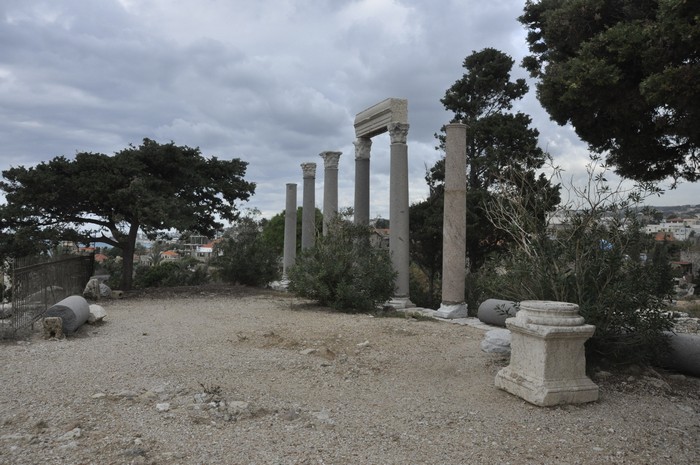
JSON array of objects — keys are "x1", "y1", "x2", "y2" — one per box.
[
  {"x1": 520, "y1": 0, "x2": 700, "y2": 182},
  {"x1": 259, "y1": 207, "x2": 323, "y2": 255},
  {"x1": 0, "y1": 138, "x2": 255, "y2": 290},
  {"x1": 212, "y1": 210, "x2": 280, "y2": 287},
  {"x1": 416, "y1": 48, "x2": 560, "y2": 277}
]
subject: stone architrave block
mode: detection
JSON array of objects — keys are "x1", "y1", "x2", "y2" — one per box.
[
  {"x1": 354, "y1": 98, "x2": 408, "y2": 138},
  {"x1": 495, "y1": 300, "x2": 599, "y2": 406}
]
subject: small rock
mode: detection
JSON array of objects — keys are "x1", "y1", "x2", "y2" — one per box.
[
  {"x1": 480, "y1": 329, "x2": 511, "y2": 354},
  {"x1": 320, "y1": 347, "x2": 336, "y2": 360},
  {"x1": 99, "y1": 283, "x2": 112, "y2": 297},
  {"x1": 356, "y1": 341, "x2": 370, "y2": 348},
  {"x1": 59, "y1": 428, "x2": 81, "y2": 441},
  {"x1": 677, "y1": 404, "x2": 695, "y2": 414},
  {"x1": 117, "y1": 390, "x2": 138, "y2": 399},
  {"x1": 300, "y1": 348, "x2": 318, "y2": 355},
  {"x1": 87, "y1": 304, "x2": 107, "y2": 323},
  {"x1": 281, "y1": 408, "x2": 301, "y2": 421},
  {"x1": 156, "y1": 403, "x2": 170, "y2": 412},
  {"x1": 595, "y1": 370, "x2": 613, "y2": 379},
  {"x1": 312, "y1": 409, "x2": 334, "y2": 425},
  {"x1": 228, "y1": 401, "x2": 250, "y2": 411}
]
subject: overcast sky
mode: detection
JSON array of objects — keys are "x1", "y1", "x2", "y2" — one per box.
[{"x1": 1, "y1": 0, "x2": 697, "y2": 222}]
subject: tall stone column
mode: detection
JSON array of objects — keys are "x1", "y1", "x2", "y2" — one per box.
[
  {"x1": 320, "y1": 151, "x2": 341, "y2": 235},
  {"x1": 282, "y1": 183, "x2": 297, "y2": 278},
  {"x1": 353, "y1": 138, "x2": 371, "y2": 225},
  {"x1": 435, "y1": 123, "x2": 468, "y2": 319},
  {"x1": 388, "y1": 122, "x2": 413, "y2": 308},
  {"x1": 301, "y1": 162, "x2": 317, "y2": 250}
]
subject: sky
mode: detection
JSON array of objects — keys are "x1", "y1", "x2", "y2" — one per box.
[{"x1": 1, "y1": 0, "x2": 697, "y2": 223}]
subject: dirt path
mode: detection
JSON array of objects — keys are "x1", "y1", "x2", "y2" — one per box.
[{"x1": 1, "y1": 286, "x2": 698, "y2": 464}]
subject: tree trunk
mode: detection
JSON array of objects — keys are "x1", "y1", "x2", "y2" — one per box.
[{"x1": 119, "y1": 223, "x2": 140, "y2": 291}]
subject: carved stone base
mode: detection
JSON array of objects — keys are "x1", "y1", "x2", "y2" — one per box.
[
  {"x1": 494, "y1": 300, "x2": 599, "y2": 406},
  {"x1": 387, "y1": 296, "x2": 415, "y2": 309},
  {"x1": 495, "y1": 367, "x2": 599, "y2": 406},
  {"x1": 435, "y1": 303, "x2": 468, "y2": 319}
]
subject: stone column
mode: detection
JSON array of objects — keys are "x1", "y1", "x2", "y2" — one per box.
[
  {"x1": 320, "y1": 151, "x2": 341, "y2": 235},
  {"x1": 353, "y1": 138, "x2": 371, "y2": 225},
  {"x1": 301, "y1": 163, "x2": 316, "y2": 250},
  {"x1": 435, "y1": 123, "x2": 468, "y2": 319},
  {"x1": 282, "y1": 183, "x2": 297, "y2": 278},
  {"x1": 495, "y1": 301, "x2": 599, "y2": 406},
  {"x1": 387, "y1": 122, "x2": 413, "y2": 308}
]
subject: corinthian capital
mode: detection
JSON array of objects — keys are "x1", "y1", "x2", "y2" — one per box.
[
  {"x1": 319, "y1": 151, "x2": 342, "y2": 169},
  {"x1": 353, "y1": 137, "x2": 372, "y2": 160},
  {"x1": 388, "y1": 122, "x2": 409, "y2": 144},
  {"x1": 301, "y1": 162, "x2": 317, "y2": 178}
]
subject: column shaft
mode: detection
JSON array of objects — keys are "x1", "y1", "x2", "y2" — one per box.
[
  {"x1": 353, "y1": 138, "x2": 371, "y2": 225},
  {"x1": 320, "y1": 151, "x2": 341, "y2": 235},
  {"x1": 283, "y1": 183, "x2": 297, "y2": 276},
  {"x1": 301, "y1": 163, "x2": 317, "y2": 250},
  {"x1": 442, "y1": 124, "x2": 467, "y2": 305},
  {"x1": 438, "y1": 123, "x2": 468, "y2": 317},
  {"x1": 388, "y1": 123, "x2": 412, "y2": 306}
]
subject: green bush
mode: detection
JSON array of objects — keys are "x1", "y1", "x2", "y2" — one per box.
[
  {"x1": 134, "y1": 257, "x2": 209, "y2": 288},
  {"x1": 211, "y1": 214, "x2": 280, "y2": 287},
  {"x1": 288, "y1": 215, "x2": 396, "y2": 312},
  {"x1": 480, "y1": 159, "x2": 674, "y2": 365},
  {"x1": 409, "y1": 264, "x2": 441, "y2": 309}
]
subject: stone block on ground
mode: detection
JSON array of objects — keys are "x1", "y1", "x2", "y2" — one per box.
[
  {"x1": 83, "y1": 278, "x2": 101, "y2": 300},
  {"x1": 43, "y1": 317, "x2": 64, "y2": 339},
  {"x1": 481, "y1": 329, "x2": 511, "y2": 354},
  {"x1": 88, "y1": 304, "x2": 107, "y2": 324}
]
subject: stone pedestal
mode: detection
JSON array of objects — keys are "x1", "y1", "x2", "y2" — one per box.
[
  {"x1": 495, "y1": 300, "x2": 599, "y2": 406},
  {"x1": 301, "y1": 163, "x2": 316, "y2": 250},
  {"x1": 283, "y1": 183, "x2": 297, "y2": 278},
  {"x1": 320, "y1": 151, "x2": 341, "y2": 235},
  {"x1": 353, "y1": 138, "x2": 371, "y2": 226},
  {"x1": 435, "y1": 123, "x2": 467, "y2": 319}
]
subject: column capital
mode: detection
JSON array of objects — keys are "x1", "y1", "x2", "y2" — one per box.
[
  {"x1": 388, "y1": 122, "x2": 410, "y2": 144},
  {"x1": 319, "y1": 151, "x2": 342, "y2": 169},
  {"x1": 301, "y1": 162, "x2": 317, "y2": 178},
  {"x1": 353, "y1": 137, "x2": 372, "y2": 160}
]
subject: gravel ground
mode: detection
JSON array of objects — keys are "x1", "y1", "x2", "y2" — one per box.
[{"x1": 1, "y1": 285, "x2": 699, "y2": 465}]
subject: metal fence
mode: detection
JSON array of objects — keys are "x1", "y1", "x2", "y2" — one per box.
[{"x1": 0, "y1": 254, "x2": 94, "y2": 339}]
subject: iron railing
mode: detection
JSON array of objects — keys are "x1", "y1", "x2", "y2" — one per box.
[{"x1": 0, "y1": 254, "x2": 94, "y2": 339}]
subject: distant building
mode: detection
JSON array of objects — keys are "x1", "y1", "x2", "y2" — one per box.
[{"x1": 160, "y1": 250, "x2": 180, "y2": 261}]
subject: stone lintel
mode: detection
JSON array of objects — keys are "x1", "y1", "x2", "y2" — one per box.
[{"x1": 354, "y1": 98, "x2": 408, "y2": 138}]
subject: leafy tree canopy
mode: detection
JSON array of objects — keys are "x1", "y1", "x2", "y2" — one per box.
[
  {"x1": 520, "y1": 0, "x2": 700, "y2": 182},
  {"x1": 0, "y1": 138, "x2": 255, "y2": 290}
]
